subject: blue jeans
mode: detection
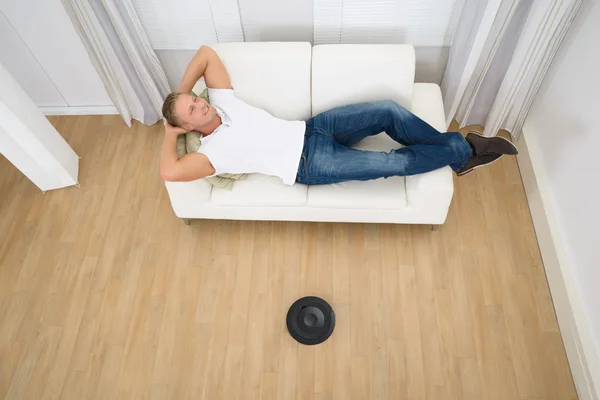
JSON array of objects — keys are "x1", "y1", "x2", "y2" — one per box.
[{"x1": 296, "y1": 100, "x2": 472, "y2": 185}]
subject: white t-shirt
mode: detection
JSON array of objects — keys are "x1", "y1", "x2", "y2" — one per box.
[{"x1": 197, "y1": 89, "x2": 306, "y2": 186}]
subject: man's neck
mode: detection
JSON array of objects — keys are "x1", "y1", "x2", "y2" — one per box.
[{"x1": 200, "y1": 116, "x2": 222, "y2": 137}]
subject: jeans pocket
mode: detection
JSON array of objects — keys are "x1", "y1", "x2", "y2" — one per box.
[{"x1": 300, "y1": 155, "x2": 308, "y2": 177}]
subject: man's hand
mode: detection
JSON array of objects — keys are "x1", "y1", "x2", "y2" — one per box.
[{"x1": 165, "y1": 123, "x2": 187, "y2": 136}]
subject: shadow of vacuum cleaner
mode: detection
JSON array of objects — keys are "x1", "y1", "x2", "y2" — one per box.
[{"x1": 286, "y1": 296, "x2": 335, "y2": 345}]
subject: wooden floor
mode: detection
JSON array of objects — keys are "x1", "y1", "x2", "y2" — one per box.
[{"x1": 0, "y1": 115, "x2": 577, "y2": 400}]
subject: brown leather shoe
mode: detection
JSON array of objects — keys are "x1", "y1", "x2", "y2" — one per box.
[
  {"x1": 457, "y1": 153, "x2": 503, "y2": 176},
  {"x1": 466, "y1": 132, "x2": 518, "y2": 155}
]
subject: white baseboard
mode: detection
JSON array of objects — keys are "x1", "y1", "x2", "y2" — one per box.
[
  {"x1": 40, "y1": 105, "x2": 119, "y2": 116},
  {"x1": 517, "y1": 130, "x2": 600, "y2": 400}
]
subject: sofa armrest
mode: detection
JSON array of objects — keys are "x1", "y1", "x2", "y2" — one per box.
[
  {"x1": 164, "y1": 179, "x2": 212, "y2": 218},
  {"x1": 407, "y1": 83, "x2": 455, "y2": 224},
  {"x1": 405, "y1": 167, "x2": 454, "y2": 224}
]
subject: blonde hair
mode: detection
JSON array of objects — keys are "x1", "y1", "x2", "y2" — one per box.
[{"x1": 162, "y1": 92, "x2": 181, "y2": 126}]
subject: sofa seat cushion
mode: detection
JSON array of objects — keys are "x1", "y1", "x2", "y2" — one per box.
[
  {"x1": 206, "y1": 84, "x2": 444, "y2": 211},
  {"x1": 306, "y1": 120, "x2": 408, "y2": 210},
  {"x1": 306, "y1": 129, "x2": 408, "y2": 211},
  {"x1": 307, "y1": 177, "x2": 407, "y2": 210},
  {"x1": 211, "y1": 174, "x2": 308, "y2": 207}
]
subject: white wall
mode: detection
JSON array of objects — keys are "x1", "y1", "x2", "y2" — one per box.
[
  {"x1": 155, "y1": 0, "x2": 450, "y2": 89},
  {"x1": 0, "y1": 62, "x2": 79, "y2": 191},
  {"x1": 1, "y1": 0, "x2": 451, "y2": 110},
  {"x1": 0, "y1": 0, "x2": 112, "y2": 110},
  {"x1": 238, "y1": 0, "x2": 314, "y2": 42},
  {"x1": 414, "y1": 46, "x2": 450, "y2": 84},
  {"x1": 0, "y1": 11, "x2": 66, "y2": 107},
  {"x1": 522, "y1": 0, "x2": 600, "y2": 373}
]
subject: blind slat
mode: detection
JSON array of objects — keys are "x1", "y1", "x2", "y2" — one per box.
[
  {"x1": 132, "y1": 0, "x2": 243, "y2": 50},
  {"x1": 315, "y1": 0, "x2": 461, "y2": 46}
]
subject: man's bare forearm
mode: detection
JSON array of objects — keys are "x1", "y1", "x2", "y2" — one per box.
[
  {"x1": 159, "y1": 131, "x2": 180, "y2": 181},
  {"x1": 178, "y1": 46, "x2": 213, "y2": 93}
]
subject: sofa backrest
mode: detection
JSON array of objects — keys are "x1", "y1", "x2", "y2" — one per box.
[
  {"x1": 211, "y1": 42, "x2": 312, "y2": 121},
  {"x1": 311, "y1": 44, "x2": 415, "y2": 116},
  {"x1": 199, "y1": 43, "x2": 415, "y2": 120}
]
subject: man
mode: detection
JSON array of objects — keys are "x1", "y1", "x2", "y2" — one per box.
[{"x1": 160, "y1": 46, "x2": 517, "y2": 184}]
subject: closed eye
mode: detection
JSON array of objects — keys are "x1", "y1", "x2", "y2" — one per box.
[{"x1": 189, "y1": 97, "x2": 198, "y2": 115}]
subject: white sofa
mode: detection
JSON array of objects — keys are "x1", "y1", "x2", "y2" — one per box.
[{"x1": 165, "y1": 42, "x2": 454, "y2": 225}]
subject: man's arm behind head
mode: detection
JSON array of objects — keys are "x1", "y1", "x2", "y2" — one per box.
[
  {"x1": 159, "y1": 124, "x2": 215, "y2": 182},
  {"x1": 178, "y1": 46, "x2": 232, "y2": 94}
]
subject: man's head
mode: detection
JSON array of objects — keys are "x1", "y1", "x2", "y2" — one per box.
[{"x1": 162, "y1": 92, "x2": 219, "y2": 133}]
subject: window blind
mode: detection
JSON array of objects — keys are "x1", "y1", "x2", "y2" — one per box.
[
  {"x1": 314, "y1": 0, "x2": 461, "y2": 46},
  {"x1": 132, "y1": 0, "x2": 243, "y2": 50}
]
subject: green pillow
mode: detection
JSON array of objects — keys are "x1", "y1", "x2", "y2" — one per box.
[
  {"x1": 206, "y1": 173, "x2": 248, "y2": 190},
  {"x1": 178, "y1": 88, "x2": 247, "y2": 190},
  {"x1": 176, "y1": 135, "x2": 187, "y2": 158}
]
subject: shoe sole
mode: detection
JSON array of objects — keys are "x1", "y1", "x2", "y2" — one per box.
[
  {"x1": 457, "y1": 153, "x2": 504, "y2": 176},
  {"x1": 467, "y1": 132, "x2": 519, "y2": 155}
]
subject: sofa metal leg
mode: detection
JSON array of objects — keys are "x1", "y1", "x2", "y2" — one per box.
[
  {"x1": 182, "y1": 218, "x2": 191, "y2": 226},
  {"x1": 431, "y1": 224, "x2": 438, "y2": 231}
]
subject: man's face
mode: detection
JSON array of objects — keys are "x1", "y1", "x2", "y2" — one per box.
[{"x1": 174, "y1": 94, "x2": 218, "y2": 132}]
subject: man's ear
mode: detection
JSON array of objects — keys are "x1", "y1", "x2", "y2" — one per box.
[{"x1": 181, "y1": 124, "x2": 193, "y2": 131}]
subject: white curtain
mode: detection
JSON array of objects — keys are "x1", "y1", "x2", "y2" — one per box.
[
  {"x1": 442, "y1": 0, "x2": 582, "y2": 139},
  {"x1": 61, "y1": 0, "x2": 171, "y2": 126}
]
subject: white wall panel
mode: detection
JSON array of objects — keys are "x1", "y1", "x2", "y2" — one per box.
[
  {"x1": 0, "y1": 10, "x2": 66, "y2": 107},
  {"x1": 0, "y1": 0, "x2": 112, "y2": 107},
  {"x1": 415, "y1": 46, "x2": 450, "y2": 83},
  {"x1": 0, "y1": 62, "x2": 79, "y2": 191},
  {"x1": 156, "y1": 50, "x2": 197, "y2": 90}
]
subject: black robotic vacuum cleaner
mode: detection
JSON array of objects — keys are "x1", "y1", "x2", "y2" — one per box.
[{"x1": 286, "y1": 296, "x2": 335, "y2": 345}]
